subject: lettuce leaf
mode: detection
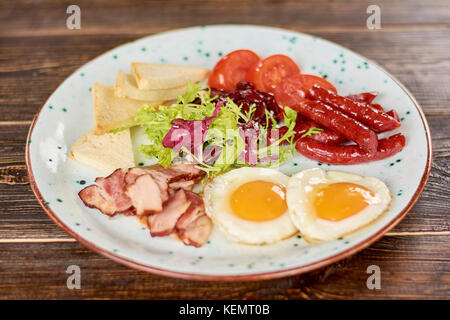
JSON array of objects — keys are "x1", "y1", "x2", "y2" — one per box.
[{"x1": 113, "y1": 83, "x2": 298, "y2": 180}]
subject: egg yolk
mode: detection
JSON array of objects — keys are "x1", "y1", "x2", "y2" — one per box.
[
  {"x1": 313, "y1": 182, "x2": 375, "y2": 221},
  {"x1": 230, "y1": 180, "x2": 287, "y2": 222}
]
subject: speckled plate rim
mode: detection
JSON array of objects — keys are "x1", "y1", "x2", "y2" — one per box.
[{"x1": 25, "y1": 25, "x2": 432, "y2": 281}]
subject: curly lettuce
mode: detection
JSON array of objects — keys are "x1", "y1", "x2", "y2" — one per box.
[{"x1": 113, "y1": 82, "x2": 297, "y2": 180}]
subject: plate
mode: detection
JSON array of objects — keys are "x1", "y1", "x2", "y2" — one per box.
[{"x1": 26, "y1": 25, "x2": 432, "y2": 281}]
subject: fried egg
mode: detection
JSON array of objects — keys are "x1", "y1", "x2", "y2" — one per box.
[
  {"x1": 286, "y1": 168, "x2": 391, "y2": 242},
  {"x1": 203, "y1": 167, "x2": 298, "y2": 245}
]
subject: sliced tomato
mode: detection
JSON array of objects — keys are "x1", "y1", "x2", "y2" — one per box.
[
  {"x1": 275, "y1": 74, "x2": 338, "y2": 107},
  {"x1": 208, "y1": 49, "x2": 260, "y2": 90},
  {"x1": 299, "y1": 74, "x2": 337, "y2": 94},
  {"x1": 246, "y1": 54, "x2": 300, "y2": 92},
  {"x1": 274, "y1": 74, "x2": 309, "y2": 107}
]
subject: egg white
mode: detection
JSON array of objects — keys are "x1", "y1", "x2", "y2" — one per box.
[
  {"x1": 286, "y1": 168, "x2": 392, "y2": 242},
  {"x1": 203, "y1": 167, "x2": 298, "y2": 245}
]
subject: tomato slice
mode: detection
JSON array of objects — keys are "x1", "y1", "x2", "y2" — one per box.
[
  {"x1": 299, "y1": 74, "x2": 337, "y2": 94},
  {"x1": 208, "y1": 49, "x2": 260, "y2": 90},
  {"x1": 274, "y1": 74, "x2": 309, "y2": 107},
  {"x1": 246, "y1": 54, "x2": 300, "y2": 92},
  {"x1": 275, "y1": 74, "x2": 338, "y2": 107}
]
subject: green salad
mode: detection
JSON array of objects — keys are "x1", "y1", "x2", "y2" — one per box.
[{"x1": 113, "y1": 82, "x2": 298, "y2": 180}]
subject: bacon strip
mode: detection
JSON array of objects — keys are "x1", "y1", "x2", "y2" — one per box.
[
  {"x1": 169, "y1": 179, "x2": 196, "y2": 191},
  {"x1": 126, "y1": 174, "x2": 163, "y2": 215},
  {"x1": 147, "y1": 189, "x2": 191, "y2": 236},
  {"x1": 94, "y1": 168, "x2": 133, "y2": 212},
  {"x1": 78, "y1": 185, "x2": 117, "y2": 216},
  {"x1": 79, "y1": 169, "x2": 132, "y2": 215},
  {"x1": 176, "y1": 191, "x2": 206, "y2": 230},
  {"x1": 126, "y1": 167, "x2": 170, "y2": 202},
  {"x1": 178, "y1": 215, "x2": 212, "y2": 248},
  {"x1": 176, "y1": 191, "x2": 212, "y2": 247},
  {"x1": 78, "y1": 163, "x2": 210, "y2": 247},
  {"x1": 145, "y1": 162, "x2": 204, "y2": 184}
]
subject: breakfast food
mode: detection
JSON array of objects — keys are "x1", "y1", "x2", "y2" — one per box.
[
  {"x1": 246, "y1": 54, "x2": 301, "y2": 92},
  {"x1": 69, "y1": 129, "x2": 135, "y2": 173},
  {"x1": 208, "y1": 49, "x2": 260, "y2": 90},
  {"x1": 346, "y1": 91, "x2": 377, "y2": 104},
  {"x1": 92, "y1": 82, "x2": 164, "y2": 135},
  {"x1": 114, "y1": 71, "x2": 188, "y2": 101},
  {"x1": 306, "y1": 86, "x2": 400, "y2": 133},
  {"x1": 291, "y1": 100, "x2": 379, "y2": 154},
  {"x1": 128, "y1": 81, "x2": 298, "y2": 172},
  {"x1": 73, "y1": 49, "x2": 407, "y2": 248},
  {"x1": 203, "y1": 167, "x2": 297, "y2": 245},
  {"x1": 131, "y1": 63, "x2": 210, "y2": 90},
  {"x1": 293, "y1": 120, "x2": 347, "y2": 144},
  {"x1": 296, "y1": 133, "x2": 406, "y2": 165},
  {"x1": 78, "y1": 162, "x2": 212, "y2": 247},
  {"x1": 287, "y1": 168, "x2": 391, "y2": 242}
]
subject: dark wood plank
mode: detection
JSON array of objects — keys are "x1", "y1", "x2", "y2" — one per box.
[
  {"x1": 1, "y1": 29, "x2": 449, "y2": 122},
  {"x1": 0, "y1": 234, "x2": 448, "y2": 299},
  {"x1": 0, "y1": 117, "x2": 448, "y2": 240},
  {"x1": 0, "y1": 123, "x2": 70, "y2": 239},
  {"x1": 1, "y1": 0, "x2": 449, "y2": 37}
]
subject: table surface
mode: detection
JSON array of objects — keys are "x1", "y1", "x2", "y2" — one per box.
[{"x1": 0, "y1": 0, "x2": 449, "y2": 299}]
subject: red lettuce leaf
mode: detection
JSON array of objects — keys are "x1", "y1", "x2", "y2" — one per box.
[{"x1": 162, "y1": 100, "x2": 223, "y2": 154}]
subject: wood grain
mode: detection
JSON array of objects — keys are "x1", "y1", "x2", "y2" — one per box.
[
  {"x1": 0, "y1": 235, "x2": 448, "y2": 299},
  {"x1": 1, "y1": 30, "x2": 449, "y2": 122},
  {"x1": 1, "y1": 0, "x2": 449, "y2": 37},
  {"x1": 0, "y1": 0, "x2": 449, "y2": 299}
]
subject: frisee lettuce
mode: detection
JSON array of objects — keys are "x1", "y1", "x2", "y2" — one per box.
[
  {"x1": 301, "y1": 127, "x2": 324, "y2": 138},
  {"x1": 113, "y1": 82, "x2": 297, "y2": 180}
]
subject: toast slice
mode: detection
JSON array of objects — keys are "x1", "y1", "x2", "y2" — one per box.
[
  {"x1": 69, "y1": 129, "x2": 135, "y2": 173},
  {"x1": 131, "y1": 62, "x2": 210, "y2": 90},
  {"x1": 92, "y1": 82, "x2": 163, "y2": 135},
  {"x1": 114, "y1": 71, "x2": 187, "y2": 101}
]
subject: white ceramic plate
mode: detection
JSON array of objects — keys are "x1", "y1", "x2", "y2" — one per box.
[{"x1": 26, "y1": 25, "x2": 431, "y2": 280}]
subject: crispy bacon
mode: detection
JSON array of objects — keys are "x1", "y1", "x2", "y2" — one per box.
[
  {"x1": 147, "y1": 189, "x2": 191, "y2": 236},
  {"x1": 79, "y1": 164, "x2": 203, "y2": 216},
  {"x1": 94, "y1": 168, "x2": 133, "y2": 212},
  {"x1": 78, "y1": 185, "x2": 117, "y2": 216},
  {"x1": 178, "y1": 215, "x2": 212, "y2": 248},
  {"x1": 142, "y1": 163, "x2": 204, "y2": 201},
  {"x1": 176, "y1": 191, "x2": 206, "y2": 230},
  {"x1": 176, "y1": 191, "x2": 212, "y2": 247},
  {"x1": 79, "y1": 169, "x2": 132, "y2": 216},
  {"x1": 126, "y1": 167, "x2": 170, "y2": 202},
  {"x1": 146, "y1": 162, "x2": 204, "y2": 184},
  {"x1": 169, "y1": 179, "x2": 196, "y2": 192},
  {"x1": 124, "y1": 167, "x2": 147, "y2": 185},
  {"x1": 78, "y1": 163, "x2": 211, "y2": 247},
  {"x1": 126, "y1": 174, "x2": 163, "y2": 215}
]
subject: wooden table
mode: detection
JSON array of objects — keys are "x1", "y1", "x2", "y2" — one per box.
[{"x1": 0, "y1": 0, "x2": 449, "y2": 299}]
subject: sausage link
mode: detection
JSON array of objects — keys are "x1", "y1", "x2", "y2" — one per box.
[
  {"x1": 295, "y1": 133, "x2": 406, "y2": 165},
  {"x1": 308, "y1": 86, "x2": 400, "y2": 132},
  {"x1": 346, "y1": 92, "x2": 378, "y2": 104},
  {"x1": 294, "y1": 120, "x2": 348, "y2": 144},
  {"x1": 291, "y1": 100, "x2": 378, "y2": 154},
  {"x1": 386, "y1": 109, "x2": 400, "y2": 121}
]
